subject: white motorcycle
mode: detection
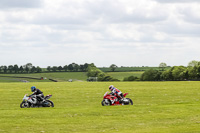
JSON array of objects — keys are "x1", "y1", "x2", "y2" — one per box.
[{"x1": 20, "y1": 94, "x2": 54, "y2": 108}]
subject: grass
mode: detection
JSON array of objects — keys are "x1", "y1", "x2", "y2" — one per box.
[
  {"x1": 99, "y1": 67, "x2": 171, "y2": 72},
  {"x1": 0, "y1": 81, "x2": 200, "y2": 132},
  {"x1": 106, "y1": 71, "x2": 143, "y2": 81},
  {"x1": 0, "y1": 72, "x2": 88, "y2": 82},
  {"x1": 0, "y1": 71, "x2": 143, "y2": 82}
]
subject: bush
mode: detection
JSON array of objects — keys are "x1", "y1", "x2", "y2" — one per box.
[
  {"x1": 123, "y1": 76, "x2": 138, "y2": 81},
  {"x1": 141, "y1": 69, "x2": 161, "y2": 81},
  {"x1": 87, "y1": 64, "x2": 119, "y2": 81}
]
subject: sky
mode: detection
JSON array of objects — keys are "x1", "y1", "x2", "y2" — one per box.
[{"x1": 0, "y1": 0, "x2": 200, "y2": 67}]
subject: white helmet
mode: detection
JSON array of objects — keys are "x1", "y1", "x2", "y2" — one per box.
[{"x1": 109, "y1": 85, "x2": 114, "y2": 91}]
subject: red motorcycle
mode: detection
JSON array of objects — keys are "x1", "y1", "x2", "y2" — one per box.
[{"x1": 101, "y1": 92, "x2": 133, "y2": 106}]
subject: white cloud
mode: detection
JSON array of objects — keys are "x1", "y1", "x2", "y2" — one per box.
[
  {"x1": 0, "y1": 0, "x2": 42, "y2": 9},
  {"x1": 0, "y1": 0, "x2": 200, "y2": 67},
  {"x1": 153, "y1": 0, "x2": 200, "y2": 3}
]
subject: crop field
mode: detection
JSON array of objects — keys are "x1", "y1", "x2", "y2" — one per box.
[{"x1": 0, "y1": 81, "x2": 200, "y2": 133}]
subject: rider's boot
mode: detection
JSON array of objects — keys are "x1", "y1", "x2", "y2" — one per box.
[
  {"x1": 119, "y1": 97, "x2": 124, "y2": 104},
  {"x1": 111, "y1": 100, "x2": 115, "y2": 104}
]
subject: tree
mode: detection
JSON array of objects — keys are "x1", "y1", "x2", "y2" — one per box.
[
  {"x1": 123, "y1": 76, "x2": 137, "y2": 81},
  {"x1": 188, "y1": 60, "x2": 199, "y2": 67},
  {"x1": 68, "y1": 64, "x2": 74, "y2": 72},
  {"x1": 52, "y1": 66, "x2": 58, "y2": 72},
  {"x1": 74, "y1": 63, "x2": 80, "y2": 72},
  {"x1": 159, "y1": 62, "x2": 167, "y2": 71},
  {"x1": 80, "y1": 65, "x2": 85, "y2": 72},
  {"x1": 24, "y1": 65, "x2": 29, "y2": 73},
  {"x1": 171, "y1": 66, "x2": 187, "y2": 80},
  {"x1": 83, "y1": 63, "x2": 89, "y2": 71},
  {"x1": 3, "y1": 66, "x2": 7, "y2": 73},
  {"x1": 86, "y1": 64, "x2": 118, "y2": 81},
  {"x1": 110, "y1": 64, "x2": 118, "y2": 72},
  {"x1": 8, "y1": 65, "x2": 14, "y2": 73},
  {"x1": 24, "y1": 63, "x2": 33, "y2": 73},
  {"x1": 87, "y1": 66, "x2": 102, "y2": 77},
  {"x1": 47, "y1": 66, "x2": 51, "y2": 72},
  {"x1": 161, "y1": 70, "x2": 173, "y2": 81},
  {"x1": 67, "y1": 63, "x2": 79, "y2": 72},
  {"x1": 0, "y1": 66, "x2": 3, "y2": 73},
  {"x1": 58, "y1": 66, "x2": 63, "y2": 72},
  {"x1": 141, "y1": 69, "x2": 161, "y2": 81},
  {"x1": 36, "y1": 66, "x2": 42, "y2": 73},
  {"x1": 13, "y1": 64, "x2": 19, "y2": 73},
  {"x1": 63, "y1": 65, "x2": 68, "y2": 72},
  {"x1": 19, "y1": 66, "x2": 24, "y2": 73},
  {"x1": 30, "y1": 66, "x2": 36, "y2": 73},
  {"x1": 188, "y1": 65, "x2": 200, "y2": 79}
]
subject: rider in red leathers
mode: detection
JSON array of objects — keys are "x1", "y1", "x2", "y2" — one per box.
[{"x1": 109, "y1": 85, "x2": 124, "y2": 103}]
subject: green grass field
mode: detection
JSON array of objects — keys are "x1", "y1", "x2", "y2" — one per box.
[
  {"x1": 99, "y1": 67, "x2": 171, "y2": 72},
  {"x1": 0, "y1": 72, "x2": 88, "y2": 82},
  {"x1": 0, "y1": 71, "x2": 143, "y2": 82},
  {"x1": 106, "y1": 72, "x2": 143, "y2": 81},
  {"x1": 0, "y1": 82, "x2": 200, "y2": 133}
]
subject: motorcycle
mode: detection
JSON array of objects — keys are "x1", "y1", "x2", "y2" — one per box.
[
  {"x1": 20, "y1": 94, "x2": 54, "y2": 108},
  {"x1": 101, "y1": 92, "x2": 133, "y2": 106}
]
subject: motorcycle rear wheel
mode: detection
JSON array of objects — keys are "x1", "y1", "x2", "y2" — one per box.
[{"x1": 101, "y1": 99, "x2": 111, "y2": 106}]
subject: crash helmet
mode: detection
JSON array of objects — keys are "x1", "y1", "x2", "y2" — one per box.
[
  {"x1": 109, "y1": 85, "x2": 114, "y2": 91},
  {"x1": 31, "y1": 86, "x2": 36, "y2": 92}
]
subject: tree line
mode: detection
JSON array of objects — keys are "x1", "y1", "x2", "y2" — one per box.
[
  {"x1": 1, "y1": 60, "x2": 199, "y2": 81},
  {"x1": 46, "y1": 63, "x2": 90, "y2": 72},
  {"x1": 0, "y1": 63, "x2": 42, "y2": 73},
  {"x1": 0, "y1": 62, "x2": 119, "y2": 81},
  {"x1": 0, "y1": 63, "x2": 92, "y2": 74},
  {"x1": 140, "y1": 60, "x2": 200, "y2": 81}
]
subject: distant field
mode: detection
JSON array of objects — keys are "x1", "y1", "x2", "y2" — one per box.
[
  {"x1": 0, "y1": 81, "x2": 200, "y2": 133},
  {"x1": 106, "y1": 71, "x2": 143, "y2": 81},
  {"x1": 0, "y1": 66, "x2": 171, "y2": 82},
  {"x1": 0, "y1": 72, "x2": 87, "y2": 82},
  {"x1": 0, "y1": 76, "x2": 48, "y2": 82},
  {"x1": 99, "y1": 66, "x2": 170, "y2": 72},
  {"x1": 0, "y1": 71, "x2": 143, "y2": 82}
]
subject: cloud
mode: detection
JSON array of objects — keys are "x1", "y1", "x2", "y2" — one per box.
[
  {"x1": 153, "y1": 0, "x2": 200, "y2": 3},
  {"x1": 179, "y1": 7, "x2": 200, "y2": 24},
  {"x1": 0, "y1": 0, "x2": 42, "y2": 9},
  {"x1": 0, "y1": 0, "x2": 200, "y2": 67}
]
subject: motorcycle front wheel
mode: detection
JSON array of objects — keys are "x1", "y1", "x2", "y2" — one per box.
[
  {"x1": 20, "y1": 101, "x2": 30, "y2": 108},
  {"x1": 101, "y1": 99, "x2": 111, "y2": 106}
]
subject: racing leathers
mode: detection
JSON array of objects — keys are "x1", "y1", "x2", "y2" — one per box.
[
  {"x1": 29, "y1": 88, "x2": 44, "y2": 104},
  {"x1": 110, "y1": 87, "x2": 124, "y2": 103}
]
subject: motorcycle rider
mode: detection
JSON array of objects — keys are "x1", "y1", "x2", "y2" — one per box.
[
  {"x1": 109, "y1": 85, "x2": 124, "y2": 103},
  {"x1": 29, "y1": 86, "x2": 44, "y2": 105}
]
